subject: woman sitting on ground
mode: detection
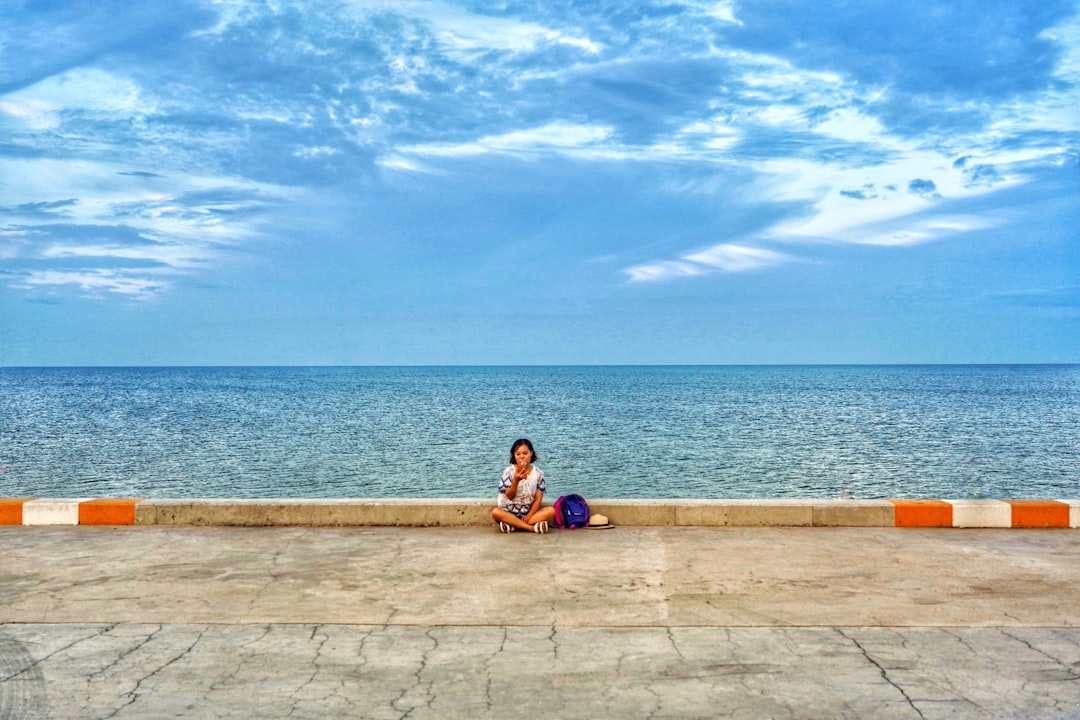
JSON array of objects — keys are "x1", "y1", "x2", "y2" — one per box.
[{"x1": 491, "y1": 438, "x2": 556, "y2": 534}]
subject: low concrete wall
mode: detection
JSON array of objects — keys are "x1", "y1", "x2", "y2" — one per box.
[
  {"x1": 135, "y1": 499, "x2": 492, "y2": 527},
  {"x1": 2, "y1": 498, "x2": 1080, "y2": 528}
]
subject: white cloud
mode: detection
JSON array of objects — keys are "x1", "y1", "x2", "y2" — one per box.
[
  {"x1": 293, "y1": 146, "x2": 340, "y2": 158},
  {"x1": 0, "y1": 98, "x2": 62, "y2": 131},
  {"x1": 812, "y1": 107, "x2": 888, "y2": 143},
  {"x1": 438, "y1": 22, "x2": 600, "y2": 55},
  {"x1": 395, "y1": 122, "x2": 614, "y2": 161},
  {"x1": 757, "y1": 151, "x2": 1024, "y2": 245},
  {"x1": 678, "y1": 119, "x2": 739, "y2": 150},
  {"x1": 322, "y1": 0, "x2": 603, "y2": 56},
  {"x1": 2, "y1": 158, "x2": 294, "y2": 297},
  {"x1": 3, "y1": 158, "x2": 288, "y2": 224},
  {"x1": 684, "y1": 244, "x2": 792, "y2": 271},
  {"x1": 15, "y1": 270, "x2": 169, "y2": 299},
  {"x1": 1041, "y1": 12, "x2": 1080, "y2": 83},
  {"x1": 0, "y1": 68, "x2": 151, "y2": 131},
  {"x1": 838, "y1": 215, "x2": 1001, "y2": 247},
  {"x1": 376, "y1": 155, "x2": 439, "y2": 173},
  {"x1": 624, "y1": 260, "x2": 706, "y2": 283},
  {"x1": 40, "y1": 241, "x2": 214, "y2": 269},
  {"x1": 625, "y1": 243, "x2": 792, "y2": 282},
  {"x1": 191, "y1": 0, "x2": 605, "y2": 90},
  {"x1": 396, "y1": 141, "x2": 488, "y2": 158},
  {"x1": 724, "y1": 51, "x2": 845, "y2": 94},
  {"x1": 482, "y1": 122, "x2": 612, "y2": 149},
  {"x1": 192, "y1": 0, "x2": 252, "y2": 36},
  {"x1": 704, "y1": 0, "x2": 742, "y2": 25},
  {"x1": 426, "y1": 6, "x2": 602, "y2": 56}
]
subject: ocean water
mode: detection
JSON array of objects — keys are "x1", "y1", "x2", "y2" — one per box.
[{"x1": 1, "y1": 365, "x2": 1077, "y2": 500}]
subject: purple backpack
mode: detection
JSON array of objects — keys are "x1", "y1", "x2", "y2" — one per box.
[{"x1": 553, "y1": 494, "x2": 590, "y2": 529}]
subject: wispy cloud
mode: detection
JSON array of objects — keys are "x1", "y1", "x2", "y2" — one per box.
[
  {"x1": 13, "y1": 269, "x2": 170, "y2": 299},
  {"x1": 624, "y1": 260, "x2": 706, "y2": 283},
  {"x1": 625, "y1": 243, "x2": 792, "y2": 282},
  {"x1": 390, "y1": 121, "x2": 614, "y2": 161},
  {"x1": 837, "y1": 215, "x2": 1002, "y2": 247},
  {"x1": 685, "y1": 244, "x2": 792, "y2": 271},
  {"x1": 1, "y1": 157, "x2": 292, "y2": 297},
  {"x1": 426, "y1": 4, "x2": 602, "y2": 56}
]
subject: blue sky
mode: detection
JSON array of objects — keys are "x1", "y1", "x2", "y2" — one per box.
[{"x1": 1, "y1": 0, "x2": 1078, "y2": 365}]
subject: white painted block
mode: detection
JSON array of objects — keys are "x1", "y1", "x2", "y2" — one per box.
[
  {"x1": 1058, "y1": 499, "x2": 1080, "y2": 528},
  {"x1": 22, "y1": 498, "x2": 93, "y2": 525},
  {"x1": 944, "y1": 499, "x2": 1011, "y2": 528}
]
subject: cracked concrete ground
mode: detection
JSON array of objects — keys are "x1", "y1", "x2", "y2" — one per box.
[{"x1": 2, "y1": 526, "x2": 1079, "y2": 719}]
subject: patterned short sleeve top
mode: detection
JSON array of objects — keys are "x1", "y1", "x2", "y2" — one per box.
[{"x1": 496, "y1": 465, "x2": 546, "y2": 517}]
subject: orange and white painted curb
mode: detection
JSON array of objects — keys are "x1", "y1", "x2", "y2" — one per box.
[
  {"x1": 889, "y1": 499, "x2": 1079, "y2": 528},
  {"x1": 0, "y1": 498, "x2": 1078, "y2": 528},
  {"x1": 1, "y1": 498, "x2": 143, "y2": 526}
]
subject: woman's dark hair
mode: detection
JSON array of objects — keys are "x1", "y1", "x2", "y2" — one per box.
[{"x1": 509, "y1": 438, "x2": 537, "y2": 464}]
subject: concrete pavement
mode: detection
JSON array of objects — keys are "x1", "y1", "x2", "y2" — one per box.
[{"x1": 2, "y1": 525, "x2": 1080, "y2": 718}]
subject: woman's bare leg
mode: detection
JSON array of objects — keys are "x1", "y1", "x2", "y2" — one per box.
[
  {"x1": 492, "y1": 507, "x2": 537, "y2": 531},
  {"x1": 523, "y1": 505, "x2": 556, "y2": 527}
]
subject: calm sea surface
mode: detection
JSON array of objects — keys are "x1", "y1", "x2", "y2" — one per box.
[{"x1": 1, "y1": 365, "x2": 1077, "y2": 500}]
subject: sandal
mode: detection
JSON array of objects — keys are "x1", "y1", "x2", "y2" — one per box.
[
  {"x1": 498, "y1": 521, "x2": 515, "y2": 533},
  {"x1": 532, "y1": 520, "x2": 548, "y2": 534}
]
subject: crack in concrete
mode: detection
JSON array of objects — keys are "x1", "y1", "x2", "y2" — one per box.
[
  {"x1": 642, "y1": 681, "x2": 663, "y2": 720},
  {"x1": 940, "y1": 628, "x2": 980, "y2": 657},
  {"x1": 481, "y1": 627, "x2": 508, "y2": 714},
  {"x1": 390, "y1": 627, "x2": 438, "y2": 719},
  {"x1": 296, "y1": 625, "x2": 330, "y2": 696},
  {"x1": 999, "y1": 628, "x2": 1080, "y2": 681},
  {"x1": 245, "y1": 542, "x2": 293, "y2": 615},
  {"x1": 98, "y1": 625, "x2": 206, "y2": 720},
  {"x1": 85, "y1": 625, "x2": 163, "y2": 683},
  {"x1": 242, "y1": 528, "x2": 314, "y2": 617},
  {"x1": 9, "y1": 622, "x2": 1080, "y2": 718},
  {"x1": 285, "y1": 625, "x2": 331, "y2": 718},
  {"x1": 240, "y1": 624, "x2": 273, "y2": 650},
  {"x1": 666, "y1": 627, "x2": 686, "y2": 662},
  {"x1": 838, "y1": 629, "x2": 925, "y2": 719},
  {"x1": 205, "y1": 624, "x2": 273, "y2": 698},
  {"x1": 354, "y1": 624, "x2": 380, "y2": 674}
]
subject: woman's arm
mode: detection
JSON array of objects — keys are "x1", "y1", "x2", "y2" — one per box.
[
  {"x1": 523, "y1": 491, "x2": 544, "y2": 522},
  {"x1": 500, "y1": 466, "x2": 522, "y2": 501}
]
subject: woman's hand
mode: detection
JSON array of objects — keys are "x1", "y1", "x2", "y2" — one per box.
[{"x1": 504, "y1": 464, "x2": 527, "y2": 499}]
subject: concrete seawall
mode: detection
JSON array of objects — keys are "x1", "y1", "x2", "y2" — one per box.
[{"x1": 2, "y1": 497, "x2": 1079, "y2": 528}]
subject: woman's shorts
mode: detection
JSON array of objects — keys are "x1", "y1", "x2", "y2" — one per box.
[{"x1": 498, "y1": 502, "x2": 531, "y2": 519}]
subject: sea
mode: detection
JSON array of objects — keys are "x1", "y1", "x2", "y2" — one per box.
[{"x1": 1, "y1": 365, "x2": 1077, "y2": 500}]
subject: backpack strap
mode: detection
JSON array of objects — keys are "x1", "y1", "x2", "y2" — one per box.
[{"x1": 552, "y1": 495, "x2": 567, "y2": 528}]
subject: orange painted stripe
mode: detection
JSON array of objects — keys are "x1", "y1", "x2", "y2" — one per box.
[
  {"x1": 1006, "y1": 500, "x2": 1069, "y2": 528},
  {"x1": 0, "y1": 498, "x2": 34, "y2": 525},
  {"x1": 889, "y1": 499, "x2": 953, "y2": 527},
  {"x1": 78, "y1": 498, "x2": 143, "y2": 526}
]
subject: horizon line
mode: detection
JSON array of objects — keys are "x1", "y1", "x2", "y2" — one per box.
[{"x1": 3, "y1": 363, "x2": 1077, "y2": 370}]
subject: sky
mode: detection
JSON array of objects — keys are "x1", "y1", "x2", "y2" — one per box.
[{"x1": 1, "y1": 0, "x2": 1078, "y2": 366}]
